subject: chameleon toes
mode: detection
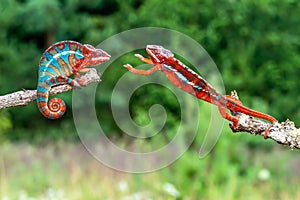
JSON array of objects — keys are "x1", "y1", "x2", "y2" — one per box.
[{"x1": 37, "y1": 40, "x2": 110, "y2": 119}]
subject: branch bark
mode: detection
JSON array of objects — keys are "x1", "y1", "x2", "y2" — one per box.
[
  {"x1": 0, "y1": 74, "x2": 299, "y2": 149},
  {"x1": 231, "y1": 114, "x2": 300, "y2": 149},
  {"x1": 230, "y1": 91, "x2": 300, "y2": 149},
  {"x1": 0, "y1": 68, "x2": 101, "y2": 109}
]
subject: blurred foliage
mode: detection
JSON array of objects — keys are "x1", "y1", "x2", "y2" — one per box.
[
  {"x1": 0, "y1": 0, "x2": 299, "y2": 143},
  {"x1": 1, "y1": 137, "x2": 300, "y2": 199},
  {"x1": 1, "y1": 0, "x2": 300, "y2": 198}
]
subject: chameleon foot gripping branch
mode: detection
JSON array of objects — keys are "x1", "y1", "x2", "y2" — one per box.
[
  {"x1": 124, "y1": 45, "x2": 277, "y2": 138},
  {"x1": 37, "y1": 41, "x2": 110, "y2": 119}
]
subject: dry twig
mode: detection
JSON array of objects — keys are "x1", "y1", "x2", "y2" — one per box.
[
  {"x1": 0, "y1": 74, "x2": 299, "y2": 149},
  {"x1": 0, "y1": 68, "x2": 101, "y2": 109},
  {"x1": 230, "y1": 91, "x2": 300, "y2": 149}
]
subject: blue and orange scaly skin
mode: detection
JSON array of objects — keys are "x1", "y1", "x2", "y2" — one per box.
[
  {"x1": 124, "y1": 45, "x2": 277, "y2": 138},
  {"x1": 37, "y1": 40, "x2": 110, "y2": 119}
]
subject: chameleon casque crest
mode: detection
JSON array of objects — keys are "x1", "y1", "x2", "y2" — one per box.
[{"x1": 37, "y1": 41, "x2": 110, "y2": 119}]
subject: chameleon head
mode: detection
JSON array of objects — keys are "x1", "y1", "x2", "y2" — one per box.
[
  {"x1": 82, "y1": 44, "x2": 111, "y2": 66},
  {"x1": 146, "y1": 45, "x2": 174, "y2": 63}
]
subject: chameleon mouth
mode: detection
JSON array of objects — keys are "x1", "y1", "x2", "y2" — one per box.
[{"x1": 94, "y1": 50, "x2": 111, "y2": 62}]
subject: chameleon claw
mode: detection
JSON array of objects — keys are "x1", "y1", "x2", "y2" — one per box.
[
  {"x1": 123, "y1": 64, "x2": 134, "y2": 70},
  {"x1": 134, "y1": 54, "x2": 144, "y2": 60},
  {"x1": 77, "y1": 77, "x2": 88, "y2": 87},
  {"x1": 37, "y1": 40, "x2": 110, "y2": 119},
  {"x1": 263, "y1": 123, "x2": 276, "y2": 139},
  {"x1": 125, "y1": 45, "x2": 278, "y2": 141},
  {"x1": 134, "y1": 54, "x2": 153, "y2": 64},
  {"x1": 73, "y1": 82, "x2": 82, "y2": 89},
  {"x1": 229, "y1": 117, "x2": 240, "y2": 132}
]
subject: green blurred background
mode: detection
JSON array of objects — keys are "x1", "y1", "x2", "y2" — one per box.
[{"x1": 1, "y1": 0, "x2": 300, "y2": 199}]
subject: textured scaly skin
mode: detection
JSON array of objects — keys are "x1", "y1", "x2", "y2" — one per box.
[
  {"x1": 124, "y1": 45, "x2": 277, "y2": 138},
  {"x1": 37, "y1": 40, "x2": 110, "y2": 119}
]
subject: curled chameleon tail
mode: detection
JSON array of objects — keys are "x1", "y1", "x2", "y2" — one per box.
[
  {"x1": 48, "y1": 98, "x2": 66, "y2": 117},
  {"x1": 37, "y1": 40, "x2": 110, "y2": 119},
  {"x1": 37, "y1": 94, "x2": 66, "y2": 119}
]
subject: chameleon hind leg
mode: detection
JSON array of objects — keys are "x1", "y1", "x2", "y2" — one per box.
[
  {"x1": 217, "y1": 104, "x2": 240, "y2": 131},
  {"x1": 38, "y1": 75, "x2": 88, "y2": 119},
  {"x1": 224, "y1": 94, "x2": 276, "y2": 139}
]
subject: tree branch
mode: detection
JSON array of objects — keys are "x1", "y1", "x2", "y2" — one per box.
[
  {"x1": 230, "y1": 91, "x2": 300, "y2": 149},
  {"x1": 0, "y1": 74, "x2": 299, "y2": 149},
  {"x1": 0, "y1": 68, "x2": 101, "y2": 110}
]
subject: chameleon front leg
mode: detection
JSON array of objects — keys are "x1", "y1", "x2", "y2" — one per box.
[
  {"x1": 79, "y1": 68, "x2": 93, "y2": 73},
  {"x1": 76, "y1": 68, "x2": 94, "y2": 87},
  {"x1": 134, "y1": 54, "x2": 153, "y2": 64},
  {"x1": 123, "y1": 64, "x2": 161, "y2": 76},
  {"x1": 124, "y1": 53, "x2": 161, "y2": 75},
  {"x1": 224, "y1": 94, "x2": 277, "y2": 139},
  {"x1": 73, "y1": 65, "x2": 92, "y2": 77},
  {"x1": 72, "y1": 69, "x2": 92, "y2": 87},
  {"x1": 47, "y1": 75, "x2": 86, "y2": 88}
]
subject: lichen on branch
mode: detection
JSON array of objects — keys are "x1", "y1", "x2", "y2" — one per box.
[{"x1": 229, "y1": 91, "x2": 300, "y2": 149}]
